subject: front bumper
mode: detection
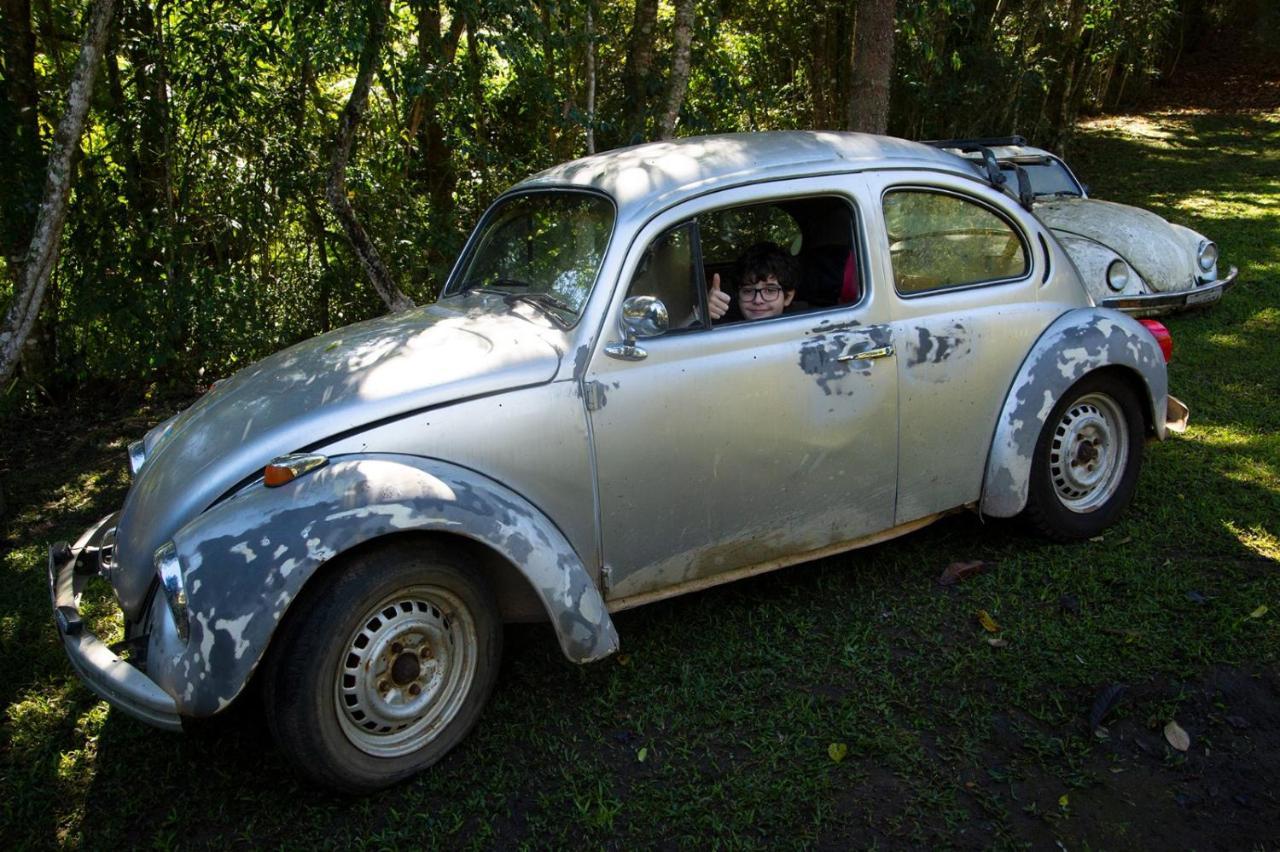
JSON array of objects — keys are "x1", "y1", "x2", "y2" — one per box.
[
  {"x1": 47, "y1": 514, "x2": 181, "y2": 731},
  {"x1": 1101, "y1": 266, "x2": 1239, "y2": 316}
]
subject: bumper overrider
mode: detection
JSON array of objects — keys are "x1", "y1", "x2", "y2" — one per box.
[
  {"x1": 47, "y1": 513, "x2": 182, "y2": 731},
  {"x1": 1101, "y1": 266, "x2": 1239, "y2": 316}
]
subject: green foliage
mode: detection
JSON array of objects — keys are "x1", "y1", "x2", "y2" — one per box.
[{"x1": 0, "y1": 0, "x2": 1260, "y2": 407}]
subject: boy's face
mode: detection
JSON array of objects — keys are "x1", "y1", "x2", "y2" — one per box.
[{"x1": 738, "y1": 275, "x2": 795, "y2": 321}]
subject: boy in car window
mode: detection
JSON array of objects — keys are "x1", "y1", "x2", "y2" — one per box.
[{"x1": 708, "y1": 242, "x2": 797, "y2": 322}]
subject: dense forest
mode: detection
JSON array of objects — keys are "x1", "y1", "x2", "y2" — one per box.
[{"x1": 0, "y1": 0, "x2": 1273, "y2": 407}]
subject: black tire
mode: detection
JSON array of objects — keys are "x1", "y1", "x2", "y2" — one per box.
[
  {"x1": 1024, "y1": 372, "x2": 1145, "y2": 541},
  {"x1": 261, "y1": 540, "x2": 501, "y2": 793}
]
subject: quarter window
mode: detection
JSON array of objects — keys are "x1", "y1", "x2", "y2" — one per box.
[{"x1": 883, "y1": 190, "x2": 1028, "y2": 295}]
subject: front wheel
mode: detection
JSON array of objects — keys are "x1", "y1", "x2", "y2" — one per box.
[
  {"x1": 1024, "y1": 373, "x2": 1146, "y2": 541},
  {"x1": 262, "y1": 540, "x2": 502, "y2": 793}
]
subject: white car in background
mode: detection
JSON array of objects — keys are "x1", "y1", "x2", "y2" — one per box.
[{"x1": 933, "y1": 136, "x2": 1238, "y2": 316}]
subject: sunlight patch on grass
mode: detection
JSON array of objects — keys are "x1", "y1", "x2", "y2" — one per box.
[
  {"x1": 6, "y1": 680, "x2": 82, "y2": 754},
  {"x1": 1223, "y1": 520, "x2": 1280, "y2": 562},
  {"x1": 1174, "y1": 193, "x2": 1280, "y2": 221}
]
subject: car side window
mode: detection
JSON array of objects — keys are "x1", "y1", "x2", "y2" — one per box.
[
  {"x1": 883, "y1": 189, "x2": 1028, "y2": 295},
  {"x1": 625, "y1": 196, "x2": 862, "y2": 332}
]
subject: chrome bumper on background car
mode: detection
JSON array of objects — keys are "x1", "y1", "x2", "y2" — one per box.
[
  {"x1": 47, "y1": 514, "x2": 182, "y2": 731},
  {"x1": 1101, "y1": 266, "x2": 1239, "y2": 316}
]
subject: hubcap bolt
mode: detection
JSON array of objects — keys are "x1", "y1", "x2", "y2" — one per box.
[
  {"x1": 409, "y1": 684, "x2": 421, "y2": 696},
  {"x1": 391, "y1": 642, "x2": 403, "y2": 654}
]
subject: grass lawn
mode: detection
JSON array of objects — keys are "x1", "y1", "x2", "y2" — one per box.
[{"x1": 2, "y1": 106, "x2": 1278, "y2": 849}]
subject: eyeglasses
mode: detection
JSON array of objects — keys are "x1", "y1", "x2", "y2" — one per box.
[{"x1": 739, "y1": 285, "x2": 784, "y2": 303}]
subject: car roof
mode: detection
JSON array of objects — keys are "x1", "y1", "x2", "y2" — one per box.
[{"x1": 512, "y1": 131, "x2": 976, "y2": 219}]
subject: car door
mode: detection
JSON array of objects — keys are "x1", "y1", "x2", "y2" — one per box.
[
  {"x1": 860, "y1": 172, "x2": 1065, "y2": 525},
  {"x1": 584, "y1": 177, "x2": 900, "y2": 605}
]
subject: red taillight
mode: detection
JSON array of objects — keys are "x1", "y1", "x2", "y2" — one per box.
[{"x1": 1139, "y1": 319, "x2": 1173, "y2": 363}]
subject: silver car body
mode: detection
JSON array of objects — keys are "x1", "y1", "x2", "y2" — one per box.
[
  {"x1": 950, "y1": 143, "x2": 1238, "y2": 315},
  {"x1": 48, "y1": 132, "x2": 1184, "y2": 732}
]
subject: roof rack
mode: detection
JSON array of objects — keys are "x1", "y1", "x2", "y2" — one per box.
[
  {"x1": 921, "y1": 135, "x2": 1028, "y2": 149},
  {"x1": 922, "y1": 136, "x2": 1036, "y2": 210}
]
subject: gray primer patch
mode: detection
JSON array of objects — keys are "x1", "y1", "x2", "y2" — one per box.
[
  {"x1": 907, "y1": 323, "x2": 971, "y2": 367},
  {"x1": 798, "y1": 324, "x2": 892, "y2": 396},
  {"x1": 572, "y1": 344, "x2": 591, "y2": 380}
]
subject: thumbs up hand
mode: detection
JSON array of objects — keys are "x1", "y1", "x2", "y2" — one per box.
[{"x1": 707, "y1": 273, "x2": 730, "y2": 321}]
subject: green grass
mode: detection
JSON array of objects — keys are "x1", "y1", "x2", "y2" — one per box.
[{"x1": 2, "y1": 107, "x2": 1279, "y2": 849}]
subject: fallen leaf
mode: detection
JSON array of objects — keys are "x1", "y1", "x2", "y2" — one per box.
[
  {"x1": 938, "y1": 560, "x2": 985, "y2": 586},
  {"x1": 637, "y1": 747, "x2": 648, "y2": 763},
  {"x1": 1059, "y1": 793, "x2": 1070, "y2": 808},
  {"x1": 1164, "y1": 720, "x2": 1191, "y2": 751},
  {"x1": 1088, "y1": 683, "x2": 1127, "y2": 732},
  {"x1": 1089, "y1": 535, "x2": 1105, "y2": 542},
  {"x1": 1225, "y1": 715, "x2": 1250, "y2": 730},
  {"x1": 1185, "y1": 590, "x2": 1207, "y2": 605},
  {"x1": 977, "y1": 609, "x2": 1000, "y2": 633},
  {"x1": 1247, "y1": 604, "x2": 1268, "y2": 620},
  {"x1": 617, "y1": 653, "x2": 631, "y2": 666},
  {"x1": 987, "y1": 637, "x2": 1008, "y2": 648},
  {"x1": 828, "y1": 742, "x2": 848, "y2": 763},
  {"x1": 1117, "y1": 536, "x2": 1132, "y2": 545}
]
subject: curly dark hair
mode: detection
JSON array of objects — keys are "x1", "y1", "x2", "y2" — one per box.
[{"x1": 736, "y1": 241, "x2": 796, "y2": 292}]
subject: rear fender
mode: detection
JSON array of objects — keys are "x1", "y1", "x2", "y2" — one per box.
[
  {"x1": 981, "y1": 308, "x2": 1167, "y2": 518},
  {"x1": 148, "y1": 454, "x2": 618, "y2": 717}
]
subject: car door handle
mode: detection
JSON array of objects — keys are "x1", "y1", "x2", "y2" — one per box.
[{"x1": 838, "y1": 345, "x2": 895, "y2": 362}]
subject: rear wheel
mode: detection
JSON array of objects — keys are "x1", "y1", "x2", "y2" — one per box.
[
  {"x1": 262, "y1": 540, "x2": 501, "y2": 793},
  {"x1": 1024, "y1": 373, "x2": 1145, "y2": 541}
]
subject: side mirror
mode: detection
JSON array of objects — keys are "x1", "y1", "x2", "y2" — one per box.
[
  {"x1": 605, "y1": 296, "x2": 668, "y2": 361},
  {"x1": 621, "y1": 295, "x2": 669, "y2": 340}
]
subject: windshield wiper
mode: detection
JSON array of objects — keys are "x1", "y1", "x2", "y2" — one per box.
[
  {"x1": 502, "y1": 292, "x2": 574, "y2": 326},
  {"x1": 460, "y1": 276, "x2": 532, "y2": 293}
]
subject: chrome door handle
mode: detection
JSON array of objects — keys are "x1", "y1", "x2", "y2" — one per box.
[
  {"x1": 838, "y1": 345, "x2": 895, "y2": 363},
  {"x1": 604, "y1": 340, "x2": 648, "y2": 361}
]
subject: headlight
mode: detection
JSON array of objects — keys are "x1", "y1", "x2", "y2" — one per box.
[
  {"x1": 155, "y1": 542, "x2": 190, "y2": 643},
  {"x1": 1106, "y1": 259, "x2": 1130, "y2": 292},
  {"x1": 1197, "y1": 240, "x2": 1218, "y2": 272}
]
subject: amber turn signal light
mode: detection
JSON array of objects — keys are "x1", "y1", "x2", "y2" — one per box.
[{"x1": 264, "y1": 453, "x2": 329, "y2": 487}]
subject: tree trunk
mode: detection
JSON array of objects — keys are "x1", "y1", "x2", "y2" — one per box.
[
  {"x1": 0, "y1": 0, "x2": 44, "y2": 262},
  {"x1": 848, "y1": 0, "x2": 895, "y2": 134},
  {"x1": 326, "y1": 0, "x2": 414, "y2": 313},
  {"x1": 622, "y1": 0, "x2": 659, "y2": 143},
  {"x1": 0, "y1": 0, "x2": 116, "y2": 390},
  {"x1": 657, "y1": 0, "x2": 694, "y2": 139},
  {"x1": 584, "y1": 0, "x2": 595, "y2": 153}
]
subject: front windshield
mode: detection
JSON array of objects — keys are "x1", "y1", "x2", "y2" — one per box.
[
  {"x1": 445, "y1": 191, "x2": 615, "y2": 321},
  {"x1": 1001, "y1": 158, "x2": 1083, "y2": 197}
]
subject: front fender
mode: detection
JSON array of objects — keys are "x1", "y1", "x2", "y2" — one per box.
[
  {"x1": 981, "y1": 308, "x2": 1168, "y2": 518},
  {"x1": 147, "y1": 454, "x2": 619, "y2": 717}
]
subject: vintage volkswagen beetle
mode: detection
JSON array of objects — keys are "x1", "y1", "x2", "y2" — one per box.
[
  {"x1": 49, "y1": 132, "x2": 1189, "y2": 792},
  {"x1": 931, "y1": 136, "x2": 1238, "y2": 316}
]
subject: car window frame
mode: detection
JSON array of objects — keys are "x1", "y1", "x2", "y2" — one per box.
[
  {"x1": 439, "y1": 186, "x2": 618, "y2": 330},
  {"x1": 620, "y1": 189, "x2": 870, "y2": 337},
  {"x1": 879, "y1": 183, "x2": 1035, "y2": 300}
]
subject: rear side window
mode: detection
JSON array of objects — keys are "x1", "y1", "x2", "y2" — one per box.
[{"x1": 883, "y1": 190, "x2": 1028, "y2": 295}]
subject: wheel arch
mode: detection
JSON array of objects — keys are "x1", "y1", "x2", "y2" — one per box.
[
  {"x1": 152, "y1": 454, "x2": 619, "y2": 718},
  {"x1": 980, "y1": 308, "x2": 1167, "y2": 518}
]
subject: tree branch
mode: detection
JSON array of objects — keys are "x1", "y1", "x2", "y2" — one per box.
[
  {"x1": 326, "y1": 0, "x2": 414, "y2": 313},
  {"x1": 0, "y1": 0, "x2": 116, "y2": 389}
]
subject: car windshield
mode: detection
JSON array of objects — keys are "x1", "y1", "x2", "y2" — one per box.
[
  {"x1": 444, "y1": 191, "x2": 615, "y2": 322},
  {"x1": 1000, "y1": 158, "x2": 1083, "y2": 197}
]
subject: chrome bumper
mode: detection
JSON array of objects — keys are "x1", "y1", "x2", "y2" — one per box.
[
  {"x1": 47, "y1": 514, "x2": 182, "y2": 731},
  {"x1": 1101, "y1": 266, "x2": 1239, "y2": 316}
]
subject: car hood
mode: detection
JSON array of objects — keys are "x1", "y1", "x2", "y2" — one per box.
[
  {"x1": 1035, "y1": 198, "x2": 1196, "y2": 292},
  {"x1": 112, "y1": 301, "x2": 564, "y2": 617}
]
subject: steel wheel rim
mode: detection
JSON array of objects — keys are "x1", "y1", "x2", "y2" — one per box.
[
  {"x1": 334, "y1": 585, "x2": 478, "y2": 758},
  {"x1": 1048, "y1": 392, "x2": 1129, "y2": 513}
]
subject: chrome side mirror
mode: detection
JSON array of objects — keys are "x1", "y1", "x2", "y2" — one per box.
[{"x1": 605, "y1": 296, "x2": 668, "y2": 361}]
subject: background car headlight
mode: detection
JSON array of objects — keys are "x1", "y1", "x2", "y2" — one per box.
[
  {"x1": 1106, "y1": 259, "x2": 1130, "y2": 292},
  {"x1": 1197, "y1": 240, "x2": 1218, "y2": 272},
  {"x1": 155, "y1": 542, "x2": 190, "y2": 643}
]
